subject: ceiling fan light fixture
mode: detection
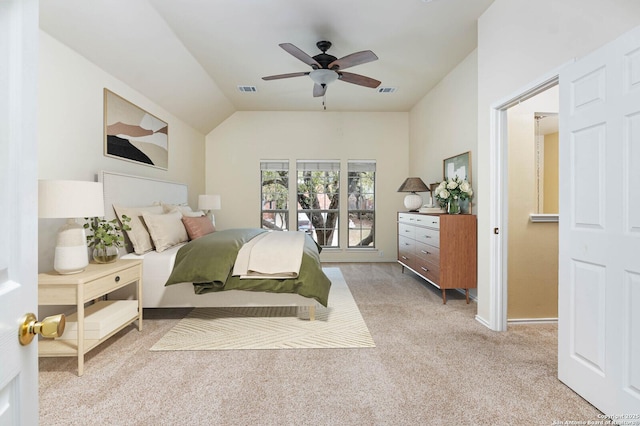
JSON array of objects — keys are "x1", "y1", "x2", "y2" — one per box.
[{"x1": 309, "y1": 69, "x2": 338, "y2": 86}]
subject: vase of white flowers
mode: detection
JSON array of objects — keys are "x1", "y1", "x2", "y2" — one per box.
[{"x1": 433, "y1": 176, "x2": 473, "y2": 214}]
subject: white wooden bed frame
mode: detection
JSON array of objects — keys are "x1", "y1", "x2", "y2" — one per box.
[{"x1": 100, "y1": 171, "x2": 318, "y2": 319}]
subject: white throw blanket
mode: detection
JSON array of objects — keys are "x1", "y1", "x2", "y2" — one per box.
[{"x1": 232, "y1": 231, "x2": 306, "y2": 279}]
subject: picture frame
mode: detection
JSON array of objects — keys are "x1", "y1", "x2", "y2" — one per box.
[
  {"x1": 104, "y1": 88, "x2": 168, "y2": 170},
  {"x1": 443, "y1": 151, "x2": 471, "y2": 184}
]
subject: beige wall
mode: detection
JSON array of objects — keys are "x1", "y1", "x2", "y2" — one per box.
[
  {"x1": 506, "y1": 87, "x2": 558, "y2": 320},
  {"x1": 409, "y1": 49, "x2": 478, "y2": 209},
  {"x1": 408, "y1": 49, "x2": 479, "y2": 298},
  {"x1": 205, "y1": 111, "x2": 409, "y2": 262},
  {"x1": 476, "y1": 0, "x2": 640, "y2": 326},
  {"x1": 38, "y1": 31, "x2": 206, "y2": 272}
]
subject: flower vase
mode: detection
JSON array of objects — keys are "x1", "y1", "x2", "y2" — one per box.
[
  {"x1": 447, "y1": 198, "x2": 461, "y2": 215},
  {"x1": 92, "y1": 246, "x2": 119, "y2": 264}
]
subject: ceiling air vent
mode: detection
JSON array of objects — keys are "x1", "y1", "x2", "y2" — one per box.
[
  {"x1": 377, "y1": 87, "x2": 397, "y2": 94},
  {"x1": 237, "y1": 85, "x2": 257, "y2": 93}
]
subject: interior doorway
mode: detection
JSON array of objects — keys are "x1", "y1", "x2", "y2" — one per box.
[
  {"x1": 505, "y1": 87, "x2": 559, "y2": 321},
  {"x1": 488, "y1": 73, "x2": 560, "y2": 331}
]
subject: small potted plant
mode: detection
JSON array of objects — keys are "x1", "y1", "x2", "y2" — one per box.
[{"x1": 84, "y1": 215, "x2": 131, "y2": 263}]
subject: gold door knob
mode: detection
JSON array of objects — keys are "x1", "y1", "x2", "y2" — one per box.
[{"x1": 19, "y1": 313, "x2": 66, "y2": 346}]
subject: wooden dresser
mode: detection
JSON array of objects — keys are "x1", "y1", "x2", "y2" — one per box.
[{"x1": 397, "y1": 212, "x2": 477, "y2": 304}]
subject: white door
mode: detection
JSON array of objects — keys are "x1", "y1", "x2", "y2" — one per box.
[
  {"x1": 0, "y1": 0, "x2": 40, "y2": 424},
  {"x1": 558, "y1": 24, "x2": 640, "y2": 414}
]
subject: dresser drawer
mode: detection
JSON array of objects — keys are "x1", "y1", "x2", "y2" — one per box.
[
  {"x1": 398, "y1": 235, "x2": 415, "y2": 263},
  {"x1": 398, "y1": 212, "x2": 419, "y2": 224},
  {"x1": 415, "y1": 258, "x2": 440, "y2": 285},
  {"x1": 398, "y1": 223, "x2": 416, "y2": 239},
  {"x1": 413, "y1": 215, "x2": 440, "y2": 229},
  {"x1": 415, "y1": 241, "x2": 440, "y2": 264},
  {"x1": 398, "y1": 239, "x2": 415, "y2": 270},
  {"x1": 415, "y1": 227, "x2": 440, "y2": 247}
]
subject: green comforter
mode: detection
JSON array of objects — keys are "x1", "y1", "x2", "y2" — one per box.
[{"x1": 165, "y1": 228, "x2": 331, "y2": 307}]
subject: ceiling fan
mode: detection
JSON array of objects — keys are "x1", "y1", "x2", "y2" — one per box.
[{"x1": 262, "y1": 41, "x2": 381, "y2": 98}]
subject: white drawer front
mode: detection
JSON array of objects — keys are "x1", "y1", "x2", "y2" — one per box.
[
  {"x1": 415, "y1": 227, "x2": 440, "y2": 247},
  {"x1": 398, "y1": 223, "x2": 415, "y2": 239},
  {"x1": 398, "y1": 212, "x2": 418, "y2": 224},
  {"x1": 415, "y1": 214, "x2": 440, "y2": 229}
]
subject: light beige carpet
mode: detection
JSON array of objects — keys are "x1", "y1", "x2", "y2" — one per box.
[{"x1": 150, "y1": 267, "x2": 375, "y2": 351}]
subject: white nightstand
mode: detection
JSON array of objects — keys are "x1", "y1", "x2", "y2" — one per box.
[{"x1": 38, "y1": 259, "x2": 143, "y2": 376}]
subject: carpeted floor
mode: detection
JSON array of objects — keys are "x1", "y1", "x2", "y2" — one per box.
[
  {"x1": 38, "y1": 262, "x2": 602, "y2": 426},
  {"x1": 150, "y1": 268, "x2": 375, "y2": 350}
]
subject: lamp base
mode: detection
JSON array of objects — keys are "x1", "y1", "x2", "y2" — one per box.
[
  {"x1": 53, "y1": 219, "x2": 89, "y2": 274},
  {"x1": 403, "y1": 193, "x2": 423, "y2": 212}
]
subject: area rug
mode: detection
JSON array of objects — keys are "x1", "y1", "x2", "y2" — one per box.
[{"x1": 150, "y1": 268, "x2": 375, "y2": 351}]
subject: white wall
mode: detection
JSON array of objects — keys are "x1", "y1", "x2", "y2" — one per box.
[
  {"x1": 205, "y1": 111, "x2": 409, "y2": 262},
  {"x1": 409, "y1": 49, "x2": 478, "y2": 209},
  {"x1": 38, "y1": 31, "x2": 206, "y2": 272},
  {"x1": 476, "y1": 0, "x2": 640, "y2": 325}
]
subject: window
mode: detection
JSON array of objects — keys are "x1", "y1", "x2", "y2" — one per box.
[
  {"x1": 348, "y1": 161, "x2": 375, "y2": 248},
  {"x1": 260, "y1": 160, "x2": 289, "y2": 231},
  {"x1": 297, "y1": 160, "x2": 340, "y2": 248}
]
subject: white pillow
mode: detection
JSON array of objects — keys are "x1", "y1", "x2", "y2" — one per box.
[
  {"x1": 161, "y1": 202, "x2": 192, "y2": 214},
  {"x1": 161, "y1": 202, "x2": 204, "y2": 218},
  {"x1": 141, "y1": 210, "x2": 189, "y2": 253},
  {"x1": 113, "y1": 204, "x2": 164, "y2": 254}
]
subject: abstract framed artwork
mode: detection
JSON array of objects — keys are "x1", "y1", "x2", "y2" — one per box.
[
  {"x1": 443, "y1": 151, "x2": 471, "y2": 184},
  {"x1": 104, "y1": 88, "x2": 168, "y2": 170}
]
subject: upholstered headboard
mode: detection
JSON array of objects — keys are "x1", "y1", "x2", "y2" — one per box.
[{"x1": 100, "y1": 171, "x2": 188, "y2": 220}]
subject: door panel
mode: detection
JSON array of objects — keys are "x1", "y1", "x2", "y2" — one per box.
[
  {"x1": 0, "y1": 0, "x2": 39, "y2": 424},
  {"x1": 559, "y1": 24, "x2": 640, "y2": 415}
]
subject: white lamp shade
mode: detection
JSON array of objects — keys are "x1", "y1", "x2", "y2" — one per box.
[
  {"x1": 38, "y1": 180, "x2": 105, "y2": 218},
  {"x1": 198, "y1": 194, "x2": 221, "y2": 211}
]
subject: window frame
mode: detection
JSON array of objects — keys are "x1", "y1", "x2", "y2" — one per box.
[
  {"x1": 260, "y1": 160, "x2": 289, "y2": 231},
  {"x1": 296, "y1": 160, "x2": 340, "y2": 249},
  {"x1": 347, "y1": 160, "x2": 376, "y2": 249}
]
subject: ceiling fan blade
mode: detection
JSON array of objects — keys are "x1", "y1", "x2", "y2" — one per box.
[
  {"x1": 338, "y1": 71, "x2": 381, "y2": 89},
  {"x1": 262, "y1": 72, "x2": 310, "y2": 81},
  {"x1": 313, "y1": 83, "x2": 327, "y2": 97},
  {"x1": 328, "y1": 50, "x2": 378, "y2": 70},
  {"x1": 279, "y1": 43, "x2": 321, "y2": 69}
]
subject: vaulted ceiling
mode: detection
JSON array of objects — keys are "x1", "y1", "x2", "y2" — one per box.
[{"x1": 39, "y1": 0, "x2": 495, "y2": 134}]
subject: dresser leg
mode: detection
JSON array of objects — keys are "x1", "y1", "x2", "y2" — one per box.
[
  {"x1": 466, "y1": 289, "x2": 470, "y2": 304},
  {"x1": 441, "y1": 289, "x2": 447, "y2": 304}
]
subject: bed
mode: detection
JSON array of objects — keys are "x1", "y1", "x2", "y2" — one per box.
[{"x1": 100, "y1": 171, "x2": 330, "y2": 320}]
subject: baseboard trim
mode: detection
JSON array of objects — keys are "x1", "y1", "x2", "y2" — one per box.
[
  {"x1": 475, "y1": 315, "x2": 492, "y2": 329},
  {"x1": 508, "y1": 318, "x2": 558, "y2": 325}
]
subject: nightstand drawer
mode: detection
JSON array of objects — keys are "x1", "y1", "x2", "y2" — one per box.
[{"x1": 84, "y1": 265, "x2": 141, "y2": 301}]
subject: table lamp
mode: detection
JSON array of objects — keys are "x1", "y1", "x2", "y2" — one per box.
[
  {"x1": 198, "y1": 194, "x2": 221, "y2": 225},
  {"x1": 397, "y1": 177, "x2": 429, "y2": 211},
  {"x1": 38, "y1": 180, "x2": 105, "y2": 274}
]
